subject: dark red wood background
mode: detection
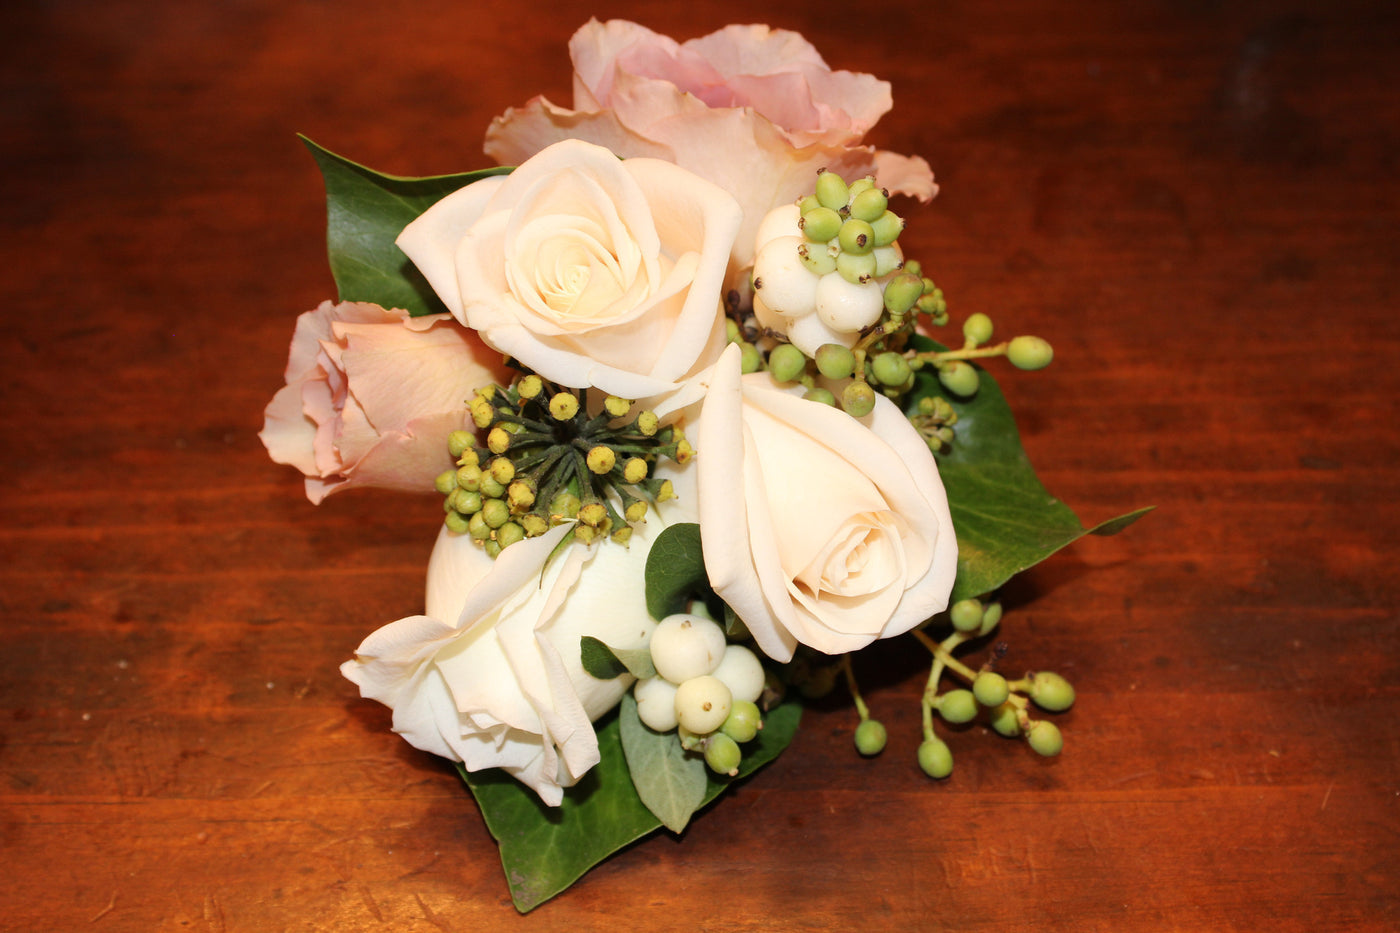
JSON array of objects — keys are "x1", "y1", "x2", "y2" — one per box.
[{"x1": 3, "y1": 0, "x2": 1397, "y2": 929}]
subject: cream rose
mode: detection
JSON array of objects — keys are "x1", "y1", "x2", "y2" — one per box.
[
  {"x1": 694, "y1": 344, "x2": 957, "y2": 662},
  {"x1": 396, "y1": 138, "x2": 741, "y2": 401},
  {"x1": 485, "y1": 19, "x2": 936, "y2": 272},
  {"x1": 341, "y1": 487, "x2": 697, "y2": 805},
  {"x1": 259, "y1": 300, "x2": 509, "y2": 503}
]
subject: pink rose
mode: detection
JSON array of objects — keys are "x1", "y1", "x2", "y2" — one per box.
[
  {"x1": 259, "y1": 300, "x2": 509, "y2": 502},
  {"x1": 485, "y1": 19, "x2": 936, "y2": 272}
]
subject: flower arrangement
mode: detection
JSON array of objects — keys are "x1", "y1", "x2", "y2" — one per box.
[{"x1": 261, "y1": 19, "x2": 1146, "y2": 911}]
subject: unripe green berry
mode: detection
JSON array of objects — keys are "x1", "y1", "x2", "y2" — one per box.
[
  {"x1": 973, "y1": 671, "x2": 1010, "y2": 708},
  {"x1": 768, "y1": 343, "x2": 808, "y2": 383},
  {"x1": 854, "y1": 719, "x2": 888, "y2": 756},
  {"x1": 1026, "y1": 720, "x2": 1064, "y2": 757},
  {"x1": 838, "y1": 218, "x2": 875, "y2": 255},
  {"x1": 869, "y1": 210, "x2": 904, "y2": 247},
  {"x1": 481, "y1": 498, "x2": 510, "y2": 530},
  {"x1": 800, "y1": 206, "x2": 843, "y2": 243},
  {"x1": 704, "y1": 733, "x2": 742, "y2": 777},
  {"x1": 451, "y1": 488, "x2": 482, "y2": 515},
  {"x1": 495, "y1": 521, "x2": 525, "y2": 549},
  {"x1": 1029, "y1": 672, "x2": 1076, "y2": 712},
  {"x1": 989, "y1": 701, "x2": 1023, "y2": 737},
  {"x1": 835, "y1": 250, "x2": 877, "y2": 284},
  {"x1": 949, "y1": 598, "x2": 984, "y2": 633},
  {"x1": 803, "y1": 387, "x2": 837, "y2": 406},
  {"x1": 841, "y1": 381, "x2": 876, "y2": 417},
  {"x1": 847, "y1": 176, "x2": 877, "y2": 199},
  {"x1": 478, "y1": 473, "x2": 504, "y2": 499},
  {"x1": 849, "y1": 186, "x2": 889, "y2": 223},
  {"x1": 467, "y1": 510, "x2": 492, "y2": 541},
  {"x1": 963, "y1": 312, "x2": 994, "y2": 346},
  {"x1": 797, "y1": 241, "x2": 838, "y2": 275},
  {"x1": 1007, "y1": 335, "x2": 1054, "y2": 371},
  {"x1": 798, "y1": 194, "x2": 821, "y2": 214},
  {"x1": 939, "y1": 689, "x2": 978, "y2": 724},
  {"x1": 918, "y1": 738, "x2": 953, "y2": 779},
  {"x1": 882, "y1": 273, "x2": 924, "y2": 315},
  {"x1": 814, "y1": 170, "x2": 850, "y2": 211},
  {"x1": 979, "y1": 601, "x2": 1003, "y2": 637},
  {"x1": 444, "y1": 510, "x2": 470, "y2": 534},
  {"x1": 815, "y1": 343, "x2": 856, "y2": 380},
  {"x1": 721, "y1": 700, "x2": 762, "y2": 743},
  {"x1": 871, "y1": 351, "x2": 911, "y2": 388},
  {"x1": 739, "y1": 341, "x2": 762, "y2": 374},
  {"x1": 938, "y1": 360, "x2": 980, "y2": 397},
  {"x1": 434, "y1": 469, "x2": 457, "y2": 496}
]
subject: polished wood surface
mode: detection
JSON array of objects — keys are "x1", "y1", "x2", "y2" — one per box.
[{"x1": 4, "y1": 0, "x2": 1397, "y2": 929}]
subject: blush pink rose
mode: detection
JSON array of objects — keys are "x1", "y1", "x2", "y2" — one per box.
[
  {"x1": 259, "y1": 300, "x2": 510, "y2": 503},
  {"x1": 485, "y1": 19, "x2": 937, "y2": 272}
]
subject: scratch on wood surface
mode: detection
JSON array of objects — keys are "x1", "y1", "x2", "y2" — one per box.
[
  {"x1": 358, "y1": 885, "x2": 384, "y2": 922},
  {"x1": 89, "y1": 891, "x2": 117, "y2": 922},
  {"x1": 415, "y1": 892, "x2": 453, "y2": 932},
  {"x1": 1320, "y1": 782, "x2": 1335, "y2": 811},
  {"x1": 203, "y1": 894, "x2": 226, "y2": 933}
]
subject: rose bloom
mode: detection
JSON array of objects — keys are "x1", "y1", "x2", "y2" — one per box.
[
  {"x1": 259, "y1": 301, "x2": 509, "y2": 503},
  {"x1": 397, "y1": 138, "x2": 741, "y2": 401},
  {"x1": 485, "y1": 19, "x2": 937, "y2": 271},
  {"x1": 694, "y1": 344, "x2": 957, "y2": 662},
  {"x1": 342, "y1": 492, "x2": 695, "y2": 805}
]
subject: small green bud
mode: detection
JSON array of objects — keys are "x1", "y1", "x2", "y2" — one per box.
[
  {"x1": 949, "y1": 598, "x2": 984, "y2": 633},
  {"x1": 478, "y1": 473, "x2": 505, "y2": 499},
  {"x1": 1007, "y1": 335, "x2": 1054, "y2": 370},
  {"x1": 481, "y1": 498, "x2": 510, "y2": 530},
  {"x1": 721, "y1": 700, "x2": 763, "y2": 743},
  {"x1": 578, "y1": 502, "x2": 607, "y2": 527},
  {"x1": 521, "y1": 513, "x2": 550, "y2": 537},
  {"x1": 918, "y1": 738, "x2": 954, "y2": 779},
  {"x1": 704, "y1": 733, "x2": 742, "y2": 777},
  {"x1": 549, "y1": 491, "x2": 580, "y2": 520},
  {"x1": 443, "y1": 510, "x2": 470, "y2": 534},
  {"x1": 939, "y1": 689, "x2": 978, "y2": 724},
  {"x1": 838, "y1": 218, "x2": 875, "y2": 255},
  {"x1": 938, "y1": 360, "x2": 980, "y2": 397},
  {"x1": 814, "y1": 343, "x2": 856, "y2": 380},
  {"x1": 973, "y1": 671, "x2": 1010, "y2": 708},
  {"x1": 447, "y1": 430, "x2": 475, "y2": 458},
  {"x1": 549, "y1": 392, "x2": 579, "y2": 421},
  {"x1": 467, "y1": 510, "x2": 492, "y2": 541},
  {"x1": 768, "y1": 343, "x2": 807, "y2": 383},
  {"x1": 451, "y1": 488, "x2": 482, "y2": 515},
  {"x1": 483, "y1": 538, "x2": 502, "y2": 559},
  {"x1": 434, "y1": 469, "x2": 457, "y2": 496},
  {"x1": 507, "y1": 481, "x2": 535, "y2": 512},
  {"x1": 1029, "y1": 672, "x2": 1076, "y2": 712},
  {"x1": 455, "y1": 464, "x2": 481, "y2": 491},
  {"x1": 871, "y1": 351, "x2": 911, "y2": 387},
  {"x1": 495, "y1": 521, "x2": 525, "y2": 549},
  {"x1": 1026, "y1": 720, "x2": 1064, "y2": 757},
  {"x1": 803, "y1": 387, "x2": 837, "y2": 406},
  {"x1": 814, "y1": 169, "x2": 850, "y2": 211},
  {"x1": 854, "y1": 719, "x2": 888, "y2": 756},
  {"x1": 841, "y1": 381, "x2": 876, "y2": 417},
  {"x1": 849, "y1": 186, "x2": 889, "y2": 223},
  {"x1": 469, "y1": 396, "x2": 495, "y2": 429},
  {"x1": 963, "y1": 313, "x2": 994, "y2": 347},
  {"x1": 635, "y1": 410, "x2": 660, "y2": 436},
  {"x1": 800, "y1": 205, "x2": 843, "y2": 243},
  {"x1": 902, "y1": 259, "x2": 923, "y2": 278},
  {"x1": 725, "y1": 317, "x2": 741, "y2": 343}
]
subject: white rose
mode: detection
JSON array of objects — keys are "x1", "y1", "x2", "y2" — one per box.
[
  {"x1": 341, "y1": 495, "x2": 693, "y2": 805},
  {"x1": 694, "y1": 344, "x2": 958, "y2": 662},
  {"x1": 397, "y1": 138, "x2": 742, "y2": 401}
]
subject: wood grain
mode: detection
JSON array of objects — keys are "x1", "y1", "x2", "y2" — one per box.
[{"x1": 2, "y1": 0, "x2": 1397, "y2": 929}]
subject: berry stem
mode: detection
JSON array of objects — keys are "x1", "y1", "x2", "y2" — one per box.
[
  {"x1": 911, "y1": 342, "x2": 1011, "y2": 365},
  {"x1": 840, "y1": 655, "x2": 872, "y2": 722}
]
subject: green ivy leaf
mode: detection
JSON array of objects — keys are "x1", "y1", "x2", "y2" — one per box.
[
  {"x1": 908, "y1": 336, "x2": 1151, "y2": 601},
  {"x1": 461, "y1": 698, "x2": 801, "y2": 912},
  {"x1": 580, "y1": 636, "x2": 657, "y2": 681},
  {"x1": 644, "y1": 522, "x2": 707, "y2": 620},
  {"x1": 618, "y1": 693, "x2": 707, "y2": 832},
  {"x1": 301, "y1": 136, "x2": 511, "y2": 317}
]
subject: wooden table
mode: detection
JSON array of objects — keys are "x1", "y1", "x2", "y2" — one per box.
[{"x1": 4, "y1": 0, "x2": 1396, "y2": 929}]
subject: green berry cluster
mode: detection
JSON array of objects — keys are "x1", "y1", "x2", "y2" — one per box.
[
  {"x1": 435, "y1": 376, "x2": 689, "y2": 554},
  {"x1": 796, "y1": 171, "x2": 906, "y2": 284}
]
